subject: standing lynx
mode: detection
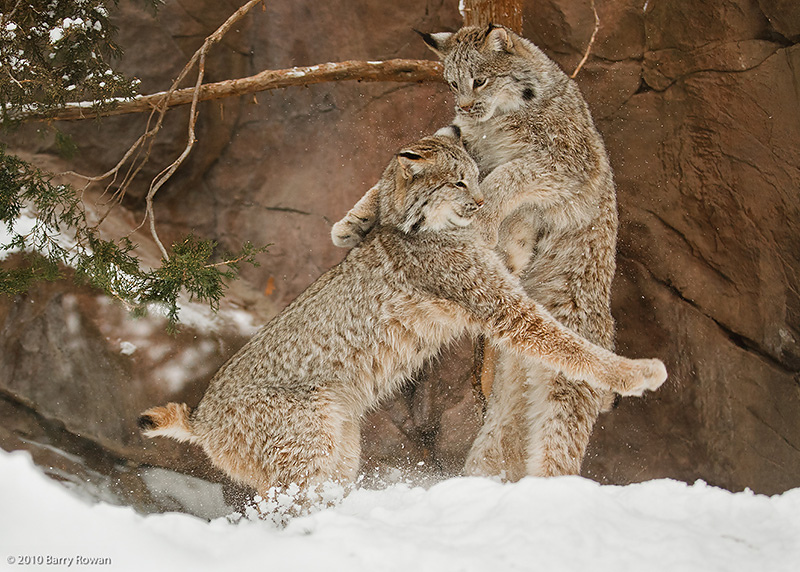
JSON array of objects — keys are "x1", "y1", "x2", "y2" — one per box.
[
  {"x1": 141, "y1": 131, "x2": 666, "y2": 501},
  {"x1": 333, "y1": 25, "x2": 625, "y2": 479}
]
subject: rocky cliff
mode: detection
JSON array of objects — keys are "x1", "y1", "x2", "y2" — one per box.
[{"x1": 1, "y1": 0, "x2": 797, "y2": 515}]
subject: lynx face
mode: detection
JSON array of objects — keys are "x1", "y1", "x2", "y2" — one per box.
[
  {"x1": 331, "y1": 130, "x2": 484, "y2": 247},
  {"x1": 420, "y1": 25, "x2": 564, "y2": 123},
  {"x1": 379, "y1": 131, "x2": 484, "y2": 235}
]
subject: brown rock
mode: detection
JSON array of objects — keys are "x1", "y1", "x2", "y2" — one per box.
[{"x1": 2, "y1": 0, "x2": 799, "y2": 502}]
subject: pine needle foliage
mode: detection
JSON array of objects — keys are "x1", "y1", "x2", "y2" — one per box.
[
  {"x1": 1, "y1": 145, "x2": 268, "y2": 330},
  {"x1": 0, "y1": 1, "x2": 269, "y2": 331},
  {"x1": 0, "y1": 0, "x2": 150, "y2": 122}
]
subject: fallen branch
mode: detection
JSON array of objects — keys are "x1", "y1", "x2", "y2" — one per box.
[{"x1": 23, "y1": 59, "x2": 444, "y2": 122}]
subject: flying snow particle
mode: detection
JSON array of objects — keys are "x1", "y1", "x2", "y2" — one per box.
[{"x1": 120, "y1": 341, "x2": 137, "y2": 356}]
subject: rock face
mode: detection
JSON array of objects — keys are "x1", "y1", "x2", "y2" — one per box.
[
  {"x1": 528, "y1": 0, "x2": 800, "y2": 494},
  {"x1": 1, "y1": 0, "x2": 798, "y2": 509}
]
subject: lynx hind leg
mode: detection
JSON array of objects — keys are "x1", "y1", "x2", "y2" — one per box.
[
  {"x1": 250, "y1": 416, "x2": 360, "y2": 524},
  {"x1": 524, "y1": 366, "x2": 607, "y2": 477},
  {"x1": 331, "y1": 185, "x2": 380, "y2": 248},
  {"x1": 196, "y1": 392, "x2": 360, "y2": 517},
  {"x1": 465, "y1": 351, "x2": 530, "y2": 481},
  {"x1": 322, "y1": 412, "x2": 362, "y2": 487}
]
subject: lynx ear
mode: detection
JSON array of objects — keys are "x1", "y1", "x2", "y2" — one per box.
[
  {"x1": 484, "y1": 24, "x2": 514, "y2": 53},
  {"x1": 396, "y1": 150, "x2": 430, "y2": 179},
  {"x1": 434, "y1": 124, "x2": 463, "y2": 144},
  {"x1": 416, "y1": 30, "x2": 453, "y2": 59}
]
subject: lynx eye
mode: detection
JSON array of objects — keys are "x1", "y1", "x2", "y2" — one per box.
[{"x1": 473, "y1": 77, "x2": 487, "y2": 88}]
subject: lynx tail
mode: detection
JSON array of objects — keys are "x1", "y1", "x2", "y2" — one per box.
[{"x1": 138, "y1": 402, "x2": 196, "y2": 443}]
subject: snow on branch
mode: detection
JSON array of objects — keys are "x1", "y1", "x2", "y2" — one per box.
[{"x1": 16, "y1": 59, "x2": 444, "y2": 122}]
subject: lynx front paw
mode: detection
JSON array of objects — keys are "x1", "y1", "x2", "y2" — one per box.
[
  {"x1": 331, "y1": 219, "x2": 368, "y2": 248},
  {"x1": 617, "y1": 358, "x2": 668, "y2": 396}
]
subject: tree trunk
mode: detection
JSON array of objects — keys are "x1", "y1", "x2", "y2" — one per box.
[{"x1": 461, "y1": 0, "x2": 523, "y2": 33}]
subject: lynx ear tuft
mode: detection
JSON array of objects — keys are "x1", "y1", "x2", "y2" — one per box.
[
  {"x1": 416, "y1": 30, "x2": 453, "y2": 59},
  {"x1": 484, "y1": 24, "x2": 514, "y2": 53}
]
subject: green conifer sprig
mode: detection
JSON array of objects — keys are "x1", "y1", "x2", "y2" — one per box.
[
  {"x1": 1, "y1": 145, "x2": 268, "y2": 331},
  {"x1": 0, "y1": 1, "x2": 146, "y2": 123},
  {"x1": 139, "y1": 236, "x2": 268, "y2": 332},
  {"x1": 1, "y1": 1, "x2": 268, "y2": 331}
]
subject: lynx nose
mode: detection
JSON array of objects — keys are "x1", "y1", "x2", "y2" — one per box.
[{"x1": 457, "y1": 97, "x2": 475, "y2": 112}]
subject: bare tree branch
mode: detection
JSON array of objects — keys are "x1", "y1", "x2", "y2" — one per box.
[
  {"x1": 23, "y1": 59, "x2": 443, "y2": 123},
  {"x1": 571, "y1": 0, "x2": 600, "y2": 79},
  {"x1": 140, "y1": 40, "x2": 208, "y2": 259},
  {"x1": 132, "y1": 0, "x2": 266, "y2": 259}
]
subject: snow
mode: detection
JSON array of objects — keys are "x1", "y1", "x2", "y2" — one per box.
[
  {"x1": 119, "y1": 341, "x2": 137, "y2": 355},
  {"x1": 0, "y1": 213, "x2": 37, "y2": 260},
  {"x1": 49, "y1": 27, "x2": 63, "y2": 44},
  {"x1": 2, "y1": 449, "x2": 799, "y2": 571}
]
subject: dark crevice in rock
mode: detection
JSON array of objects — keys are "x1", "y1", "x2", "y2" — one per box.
[
  {"x1": 354, "y1": 83, "x2": 420, "y2": 114},
  {"x1": 0, "y1": 386, "x2": 132, "y2": 473},
  {"x1": 754, "y1": 1, "x2": 798, "y2": 45},
  {"x1": 642, "y1": 208, "x2": 738, "y2": 288},
  {"x1": 744, "y1": 403, "x2": 800, "y2": 454},
  {"x1": 641, "y1": 39, "x2": 789, "y2": 93},
  {"x1": 634, "y1": 76, "x2": 655, "y2": 95},
  {"x1": 262, "y1": 205, "x2": 313, "y2": 216},
  {"x1": 629, "y1": 257, "x2": 796, "y2": 376}
]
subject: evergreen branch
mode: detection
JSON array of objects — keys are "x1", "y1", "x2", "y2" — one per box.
[
  {"x1": 2, "y1": 146, "x2": 267, "y2": 330},
  {"x1": 1, "y1": 2, "x2": 271, "y2": 331}
]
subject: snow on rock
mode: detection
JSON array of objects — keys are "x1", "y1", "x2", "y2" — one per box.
[{"x1": 1, "y1": 448, "x2": 799, "y2": 571}]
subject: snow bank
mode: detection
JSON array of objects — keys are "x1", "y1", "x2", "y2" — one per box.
[{"x1": 1, "y1": 449, "x2": 798, "y2": 571}]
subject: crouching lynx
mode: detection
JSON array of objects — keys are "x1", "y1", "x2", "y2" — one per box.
[
  {"x1": 141, "y1": 130, "x2": 666, "y2": 500},
  {"x1": 334, "y1": 25, "x2": 629, "y2": 479}
]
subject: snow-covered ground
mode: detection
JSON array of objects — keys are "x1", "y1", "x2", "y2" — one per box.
[{"x1": 2, "y1": 448, "x2": 799, "y2": 572}]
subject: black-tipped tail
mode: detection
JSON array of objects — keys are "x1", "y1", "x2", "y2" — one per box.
[
  {"x1": 137, "y1": 403, "x2": 196, "y2": 443},
  {"x1": 137, "y1": 414, "x2": 157, "y2": 431}
]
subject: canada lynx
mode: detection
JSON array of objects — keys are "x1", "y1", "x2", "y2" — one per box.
[
  {"x1": 334, "y1": 25, "x2": 626, "y2": 479},
  {"x1": 141, "y1": 131, "x2": 666, "y2": 499}
]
